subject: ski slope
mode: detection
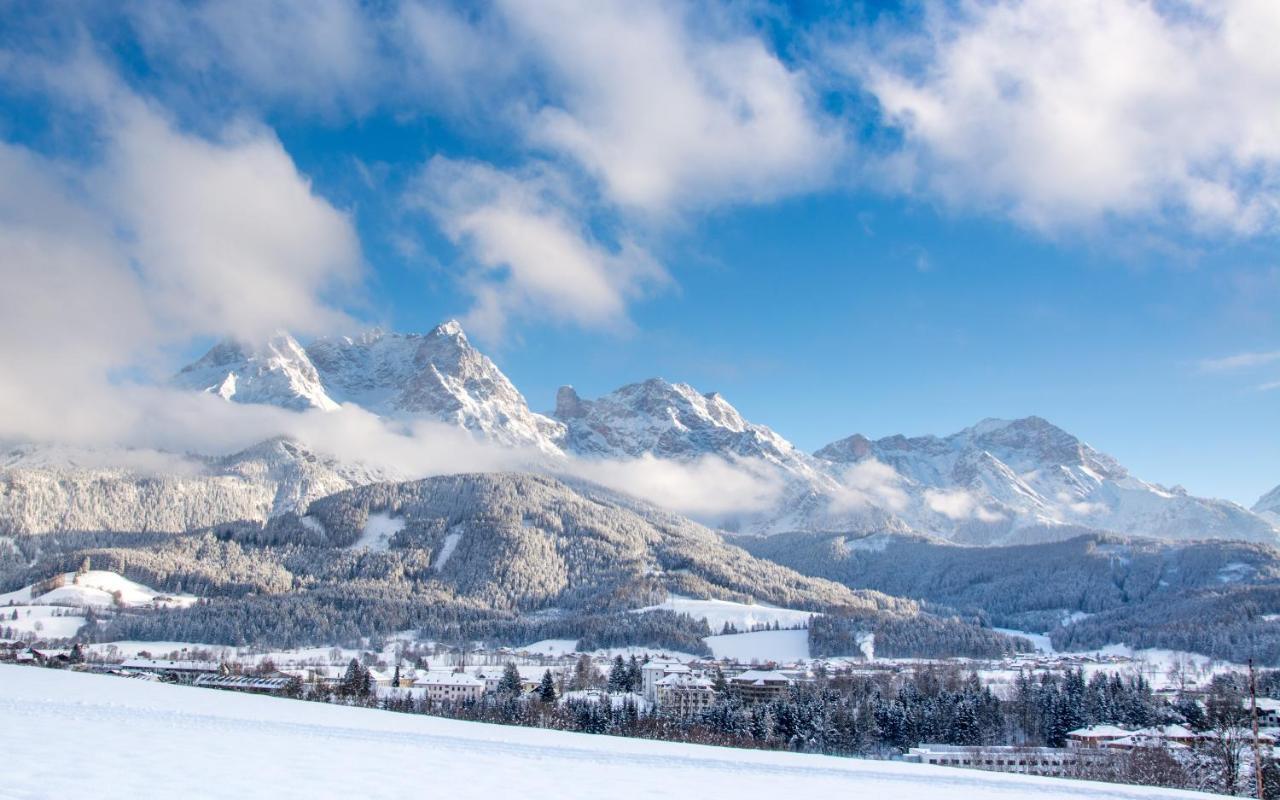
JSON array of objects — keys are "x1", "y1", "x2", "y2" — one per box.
[{"x1": 0, "y1": 665, "x2": 1217, "y2": 800}]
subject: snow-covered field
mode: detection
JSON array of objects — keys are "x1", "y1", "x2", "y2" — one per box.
[
  {"x1": 635, "y1": 596, "x2": 815, "y2": 632},
  {"x1": 0, "y1": 666, "x2": 1217, "y2": 800},
  {"x1": 705, "y1": 628, "x2": 810, "y2": 661}
]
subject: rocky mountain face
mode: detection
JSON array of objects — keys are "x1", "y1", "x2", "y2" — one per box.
[
  {"x1": 552, "y1": 380, "x2": 907, "y2": 535},
  {"x1": 175, "y1": 321, "x2": 564, "y2": 453},
  {"x1": 815, "y1": 417, "x2": 1278, "y2": 544}
]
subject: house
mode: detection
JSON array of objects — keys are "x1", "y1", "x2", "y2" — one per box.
[
  {"x1": 728, "y1": 669, "x2": 793, "y2": 704},
  {"x1": 1065, "y1": 724, "x2": 1131, "y2": 748},
  {"x1": 655, "y1": 673, "x2": 717, "y2": 715},
  {"x1": 1253, "y1": 698, "x2": 1280, "y2": 728},
  {"x1": 414, "y1": 673, "x2": 486, "y2": 704}
]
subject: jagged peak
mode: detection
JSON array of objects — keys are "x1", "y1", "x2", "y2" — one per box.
[{"x1": 432, "y1": 319, "x2": 467, "y2": 339}]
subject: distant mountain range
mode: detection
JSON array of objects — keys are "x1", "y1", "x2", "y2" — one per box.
[{"x1": 4, "y1": 319, "x2": 1277, "y2": 546}]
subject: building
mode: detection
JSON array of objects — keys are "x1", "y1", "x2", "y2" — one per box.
[
  {"x1": 1065, "y1": 724, "x2": 1132, "y2": 748},
  {"x1": 641, "y1": 661, "x2": 690, "y2": 704},
  {"x1": 193, "y1": 674, "x2": 294, "y2": 695},
  {"x1": 1253, "y1": 698, "x2": 1280, "y2": 728},
  {"x1": 728, "y1": 669, "x2": 793, "y2": 704},
  {"x1": 415, "y1": 673, "x2": 486, "y2": 704},
  {"x1": 655, "y1": 673, "x2": 717, "y2": 715},
  {"x1": 904, "y1": 745, "x2": 1100, "y2": 777},
  {"x1": 120, "y1": 658, "x2": 219, "y2": 682}
]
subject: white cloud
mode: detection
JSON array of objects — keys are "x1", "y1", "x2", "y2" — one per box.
[
  {"x1": 0, "y1": 66, "x2": 362, "y2": 442},
  {"x1": 500, "y1": 0, "x2": 841, "y2": 214},
  {"x1": 842, "y1": 0, "x2": 1280, "y2": 234},
  {"x1": 128, "y1": 0, "x2": 383, "y2": 116},
  {"x1": 101, "y1": 105, "x2": 363, "y2": 343},
  {"x1": 570, "y1": 452, "x2": 785, "y2": 519},
  {"x1": 1200, "y1": 350, "x2": 1280, "y2": 372},
  {"x1": 831, "y1": 459, "x2": 909, "y2": 512},
  {"x1": 924, "y1": 488, "x2": 977, "y2": 520},
  {"x1": 412, "y1": 156, "x2": 667, "y2": 338}
]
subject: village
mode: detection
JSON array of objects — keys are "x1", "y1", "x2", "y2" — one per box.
[{"x1": 5, "y1": 633, "x2": 1274, "y2": 784}]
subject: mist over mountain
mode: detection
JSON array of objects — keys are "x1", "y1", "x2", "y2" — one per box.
[{"x1": 5, "y1": 319, "x2": 1276, "y2": 548}]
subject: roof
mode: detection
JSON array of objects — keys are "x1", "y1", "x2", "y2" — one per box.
[
  {"x1": 194, "y1": 674, "x2": 292, "y2": 691},
  {"x1": 121, "y1": 658, "x2": 219, "y2": 672},
  {"x1": 656, "y1": 673, "x2": 714, "y2": 689},
  {"x1": 730, "y1": 669, "x2": 792, "y2": 685},
  {"x1": 1066, "y1": 725, "x2": 1131, "y2": 738},
  {"x1": 415, "y1": 674, "x2": 485, "y2": 687}
]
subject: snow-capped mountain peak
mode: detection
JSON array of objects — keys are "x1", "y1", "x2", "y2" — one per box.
[
  {"x1": 173, "y1": 331, "x2": 337, "y2": 411},
  {"x1": 174, "y1": 321, "x2": 565, "y2": 453},
  {"x1": 552, "y1": 377, "x2": 791, "y2": 461},
  {"x1": 816, "y1": 417, "x2": 1276, "y2": 544}
]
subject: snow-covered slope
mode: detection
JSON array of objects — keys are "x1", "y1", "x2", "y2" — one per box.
[
  {"x1": 553, "y1": 380, "x2": 906, "y2": 535},
  {"x1": 0, "y1": 666, "x2": 1217, "y2": 800},
  {"x1": 0, "y1": 569, "x2": 198, "y2": 609},
  {"x1": 176, "y1": 321, "x2": 564, "y2": 453},
  {"x1": 816, "y1": 417, "x2": 1278, "y2": 545}
]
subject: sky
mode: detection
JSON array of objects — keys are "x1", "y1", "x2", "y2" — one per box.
[{"x1": 1, "y1": 1, "x2": 1279, "y2": 505}]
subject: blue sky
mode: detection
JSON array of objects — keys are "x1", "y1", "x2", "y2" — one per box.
[{"x1": 2, "y1": 1, "x2": 1279, "y2": 504}]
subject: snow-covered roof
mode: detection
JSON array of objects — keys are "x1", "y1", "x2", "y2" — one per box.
[
  {"x1": 730, "y1": 669, "x2": 792, "y2": 684},
  {"x1": 1066, "y1": 724, "x2": 1131, "y2": 738},
  {"x1": 121, "y1": 658, "x2": 219, "y2": 672},
  {"x1": 415, "y1": 674, "x2": 485, "y2": 687},
  {"x1": 656, "y1": 673, "x2": 713, "y2": 689}
]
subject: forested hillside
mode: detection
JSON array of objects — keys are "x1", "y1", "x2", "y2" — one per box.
[
  {"x1": 743, "y1": 532, "x2": 1280, "y2": 663},
  {"x1": 0, "y1": 474, "x2": 1025, "y2": 657}
]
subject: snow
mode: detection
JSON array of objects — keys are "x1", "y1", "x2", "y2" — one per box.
[
  {"x1": 350, "y1": 511, "x2": 404, "y2": 552},
  {"x1": 0, "y1": 605, "x2": 86, "y2": 639},
  {"x1": 0, "y1": 665, "x2": 1218, "y2": 799},
  {"x1": 434, "y1": 530, "x2": 462, "y2": 569},
  {"x1": 635, "y1": 596, "x2": 815, "y2": 632},
  {"x1": 0, "y1": 570, "x2": 198, "y2": 610},
  {"x1": 995, "y1": 627, "x2": 1056, "y2": 655},
  {"x1": 705, "y1": 629, "x2": 810, "y2": 662},
  {"x1": 516, "y1": 638, "x2": 702, "y2": 661}
]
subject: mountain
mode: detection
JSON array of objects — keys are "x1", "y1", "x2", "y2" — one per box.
[
  {"x1": 740, "y1": 530, "x2": 1280, "y2": 664},
  {"x1": 174, "y1": 333, "x2": 337, "y2": 411},
  {"x1": 175, "y1": 321, "x2": 564, "y2": 453},
  {"x1": 5, "y1": 471, "x2": 1026, "y2": 658},
  {"x1": 1254, "y1": 484, "x2": 1280, "y2": 524},
  {"x1": 815, "y1": 416, "x2": 1279, "y2": 545},
  {"x1": 0, "y1": 438, "x2": 397, "y2": 535},
  {"x1": 552, "y1": 380, "x2": 906, "y2": 535}
]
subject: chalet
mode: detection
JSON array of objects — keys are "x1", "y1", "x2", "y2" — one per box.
[{"x1": 1253, "y1": 698, "x2": 1280, "y2": 728}]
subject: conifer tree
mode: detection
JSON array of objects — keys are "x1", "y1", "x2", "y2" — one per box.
[{"x1": 538, "y1": 670, "x2": 557, "y2": 704}]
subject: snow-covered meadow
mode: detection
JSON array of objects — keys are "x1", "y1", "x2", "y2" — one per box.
[{"x1": 0, "y1": 666, "x2": 1220, "y2": 800}]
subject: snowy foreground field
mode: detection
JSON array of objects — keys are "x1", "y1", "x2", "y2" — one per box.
[{"x1": 0, "y1": 666, "x2": 1219, "y2": 800}]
